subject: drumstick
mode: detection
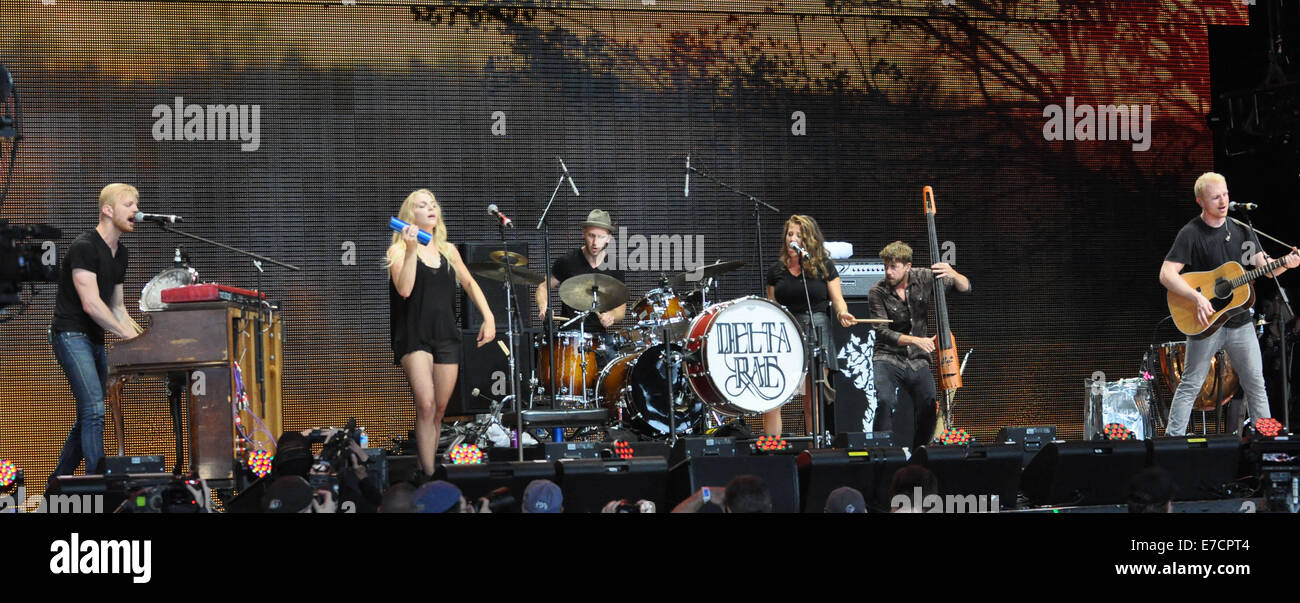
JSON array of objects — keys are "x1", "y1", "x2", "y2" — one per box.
[
  {"x1": 497, "y1": 340, "x2": 510, "y2": 356},
  {"x1": 851, "y1": 318, "x2": 892, "y2": 324}
]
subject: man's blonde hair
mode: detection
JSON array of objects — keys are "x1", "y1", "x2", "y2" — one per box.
[
  {"x1": 1193, "y1": 172, "x2": 1226, "y2": 201},
  {"x1": 98, "y1": 183, "x2": 138, "y2": 209}
]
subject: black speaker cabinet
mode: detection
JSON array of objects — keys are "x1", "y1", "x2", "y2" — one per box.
[
  {"x1": 434, "y1": 460, "x2": 557, "y2": 512},
  {"x1": 447, "y1": 327, "x2": 531, "y2": 416},
  {"x1": 555, "y1": 457, "x2": 669, "y2": 513},
  {"x1": 995, "y1": 426, "x2": 1057, "y2": 467},
  {"x1": 829, "y1": 299, "x2": 878, "y2": 435},
  {"x1": 670, "y1": 454, "x2": 799, "y2": 512},
  {"x1": 796, "y1": 447, "x2": 910, "y2": 513},
  {"x1": 1020, "y1": 440, "x2": 1150, "y2": 507},
  {"x1": 668, "y1": 436, "x2": 737, "y2": 466},
  {"x1": 458, "y1": 241, "x2": 530, "y2": 331},
  {"x1": 912, "y1": 444, "x2": 1021, "y2": 509},
  {"x1": 1150, "y1": 435, "x2": 1242, "y2": 500}
]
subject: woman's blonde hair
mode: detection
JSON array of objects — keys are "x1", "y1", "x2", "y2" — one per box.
[
  {"x1": 385, "y1": 189, "x2": 452, "y2": 267},
  {"x1": 781, "y1": 214, "x2": 830, "y2": 279}
]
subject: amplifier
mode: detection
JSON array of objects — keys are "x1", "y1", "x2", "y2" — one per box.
[{"x1": 835, "y1": 260, "x2": 885, "y2": 298}]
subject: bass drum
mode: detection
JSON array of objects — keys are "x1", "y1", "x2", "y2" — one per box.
[
  {"x1": 683, "y1": 296, "x2": 807, "y2": 416},
  {"x1": 598, "y1": 343, "x2": 702, "y2": 438}
]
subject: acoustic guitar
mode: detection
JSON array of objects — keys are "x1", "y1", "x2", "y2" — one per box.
[{"x1": 1168, "y1": 257, "x2": 1289, "y2": 336}]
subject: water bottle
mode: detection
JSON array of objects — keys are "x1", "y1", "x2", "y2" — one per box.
[{"x1": 359, "y1": 427, "x2": 369, "y2": 449}]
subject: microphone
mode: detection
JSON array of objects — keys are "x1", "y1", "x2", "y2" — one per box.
[
  {"x1": 134, "y1": 212, "x2": 183, "y2": 224},
  {"x1": 789, "y1": 241, "x2": 810, "y2": 260},
  {"x1": 388, "y1": 217, "x2": 432, "y2": 245},
  {"x1": 1229, "y1": 202, "x2": 1258, "y2": 211},
  {"x1": 558, "y1": 157, "x2": 580, "y2": 196},
  {"x1": 488, "y1": 204, "x2": 514, "y2": 228},
  {"x1": 685, "y1": 154, "x2": 690, "y2": 198}
]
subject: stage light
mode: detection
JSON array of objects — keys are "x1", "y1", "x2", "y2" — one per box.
[
  {"x1": 937, "y1": 428, "x2": 971, "y2": 446},
  {"x1": 1255, "y1": 418, "x2": 1282, "y2": 438},
  {"x1": 246, "y1": 450, "x2": 272, "y2": 478},
  {"x1": 1102, "y1": 422, "x2": 1134, "y2": 441},
  {"x1": 0, "y1": 459, "x2": 16, "y2": 488},
  {"x1": 449, "y1": 443, "x2": 484, "y2": 464},
  {"x1": 754, "y1": 435, "x2": 789, "y2": 452},
  {"x1": 612, "y1": 440, "x2": 635, "y2": 460}
]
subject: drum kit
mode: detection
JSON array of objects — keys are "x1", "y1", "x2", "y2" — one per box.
[{"x1": 470, "y1": 256, "x2": 810, "y2": 440}]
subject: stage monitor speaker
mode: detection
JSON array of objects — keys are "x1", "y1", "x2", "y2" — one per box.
[
  {"x1": 448, "y1": 327, "x2": 530, "y2": 416},
  {"x1": 830, "y1": 299, "x2": 879, "y2": 435},
  {"x1": 669, "y1": 436, "x2": 737, "y2": 466},
  {"x1": 669, "y1": 454, "x2": 799, "y2": 512},
  {"x1": 459, "y1": 241, "x2": 530, "y2": 331},
  {"x1": 435, "y1": 460, "x2": 557, "y2": 512},
  {"x1": 1150, "y1": 435, "x2": 1242, "y2": 500},
  {"x1": 912, "y1": 444, "x2": 1021, "y2": 509},
  {"x1": 995, "y1": 426, "x2": 1057, "y2": 467},
  {"x1": 545, "y1": 441, "x2": 603, "y2": 460},
  {"x1": 1020, "y1": 440, "x2": 1150, "y2": 507},
  {"x1": 832, "y1": 431, "x2": 895, "y2": 451},
  {"x1": 104, "y1": 455, "x2": 165, "y2": 477},
  {"x1": 555, "y1": 457, "x2": 669, "y2": 513},
  {"x1": 796, "y1": 447, "x2": 909, "y2": 513}
]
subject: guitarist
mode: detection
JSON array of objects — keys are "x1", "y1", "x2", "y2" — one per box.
[
  {"x1": 869, "y1": 241, "x2": 971, "y2": 451},
  {"x1": 1159, "y1": 172, "x2": 1300, "y2": 436}
]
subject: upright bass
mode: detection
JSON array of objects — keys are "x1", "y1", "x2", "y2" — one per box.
[{"x1": 923, "y1": 186, "x2": 964, "y2": 438}]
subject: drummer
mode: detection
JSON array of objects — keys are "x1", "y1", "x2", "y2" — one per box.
[{"x1": 535, "y1": 209, "x2": 627, "y2": 346}]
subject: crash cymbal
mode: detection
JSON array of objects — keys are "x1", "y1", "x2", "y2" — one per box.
[
  {"x1": 468, "y1": 262, "x2": 546, "y2": 287},
  {"x1": 558, "y1": 273, "x2": 628, "y2": 313},
  {"x1": 667, "y1": 260, "x2": 745, "y2": 287},
  {"x1": 488, "y1": 250, "x2": 528, "y2": 267}
]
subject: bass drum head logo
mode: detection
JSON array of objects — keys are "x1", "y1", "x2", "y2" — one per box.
[{"x1": 703, "y1": 297, "x2": 805, "y2": 413}]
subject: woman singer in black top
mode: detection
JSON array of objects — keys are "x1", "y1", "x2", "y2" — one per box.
[
  {"x1": 388, "y1": 189, "x2": 495, "y2": 478},
  {"x1": 764, "y1": 215, "x2": 855, "y2": 436}
]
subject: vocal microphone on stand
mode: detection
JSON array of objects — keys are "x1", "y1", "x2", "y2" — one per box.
[
  {"x1": 1229, "y1": 202, "x2": 1258, "y2": 212},
  {"x1": 134, "y1": 212, "x2": 184, "y2": 224},
  {"x1": 488, "y1": 204, "x2": 515, "y2": 228},
  {"x1": 558, "y1": 157, "x2": 580, "y2": 196},
  {"x1": 789, "y1": 240, "x2": 810, "y2": 260}
]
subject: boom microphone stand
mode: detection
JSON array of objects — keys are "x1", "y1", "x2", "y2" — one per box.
[
  {"x1": 794, "y1": 247, "x2": 826, "y2": 447},
  {"x1": 685, "y1": 156, "x2": 781, "y2": 290},
  {"x1": 1235, "y1": 215, "x2": 1294, "y2": 432}
]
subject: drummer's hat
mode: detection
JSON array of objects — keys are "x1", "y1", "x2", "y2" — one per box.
[{"x1": 580, "y1": 209, "x2": 615, "y2": 233}]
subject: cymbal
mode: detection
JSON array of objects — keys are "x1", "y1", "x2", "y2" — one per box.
[
  {"x1": 668, "y1": 260, "x2": 745, "y2": 287},
  {"x1": 488, "y1": 250, "x2": 528, "y2": 267},
  {"x1": 558, "y1": 273, "x2": 628, "y2": 313},
  {"x1": 468, "y1": 263, "x2": 545, "y2": 287}
]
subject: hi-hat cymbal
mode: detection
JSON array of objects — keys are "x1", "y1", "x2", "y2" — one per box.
[
  {"x1": 488, "y1": 250, "x2": 528, "y2": 267},
  {"x1": 667, "y1": 260, "x2": 745, "y2": 287},
  {"x1": 558, "y1": 273, "x2": 628, "y2": 313},
  {"x1": 468, "y1": 262, "x2": 545, "y2": 287}
]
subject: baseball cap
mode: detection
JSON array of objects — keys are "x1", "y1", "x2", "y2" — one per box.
[
  {"x1": 413, "y1": 480, "x2": 463, "y2": 513},
  {"x1": 522, "y1": 479, "x2": 563, "y2": 513},
  {"x1": 824, "y1": 486, "x2": 866, "y2": 514}
]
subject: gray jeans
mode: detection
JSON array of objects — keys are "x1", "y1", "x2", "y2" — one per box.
[{"x1": 1166, "y1": 323, "x2": 1271, "y2": 436}]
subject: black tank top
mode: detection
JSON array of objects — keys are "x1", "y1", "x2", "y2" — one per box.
[{"x1": 390, "y1": 252, "x2": 461, "y2": 364}]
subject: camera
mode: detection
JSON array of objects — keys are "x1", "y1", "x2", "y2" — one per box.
[
  {"x1": 486, "y1": 486, "x2": 515, "y2": 513},
  {"x1": 614, "y1": 500, "x2": 641, "y2": 513},
  {"x1": 0, "y1": 220, "x2": 61, "y2": 309}
]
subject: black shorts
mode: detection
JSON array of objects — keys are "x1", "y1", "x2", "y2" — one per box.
[{"x1": 401, "y1": 338, "x2": 460, "y2": 365}]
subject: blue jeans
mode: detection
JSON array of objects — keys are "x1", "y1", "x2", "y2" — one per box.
[{"x1": 49, "y1": 329, "x2": 108, "y2": 477}]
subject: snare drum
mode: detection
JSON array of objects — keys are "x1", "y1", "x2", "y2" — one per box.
[
  {"x1": 535, "y1": 331, "x2": 597, "y2": 404},
  {"x1": 683, "y1": 296, "x2": 807, "y2": 416},
  {"x1": 598, "y1": 343, "x2": 702, "y2": 438}
]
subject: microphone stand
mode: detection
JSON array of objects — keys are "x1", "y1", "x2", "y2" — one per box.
[
  {"x1": 686, "y1": 158, "x2": 782, "y2": 290},
  {"x1": 491, "y1": 218, "x2": 530, "y2": 461},
  {"x1": 537, "y1": 168, "x2": 573, "y2": 425},
  {"x1": 1240, "y1": 213, "x2": 1293, "y2": 432},
  {"x1": 795, "y1": 251, "x2": 826, "y2": 447}
]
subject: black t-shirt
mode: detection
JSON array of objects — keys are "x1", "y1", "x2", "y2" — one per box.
[
  {"x1": 551, "y1": 247, "x2": 626, "y2": 333},
  {"x1": 766, "y1": 257, "x2": 839, "y2": 314},
  {"x1": 1165, "y1": 215, "x2": 1253, "y2": 329},
  {"x1": 52, "y1": 230, "x2": 129, "y2": 344}
]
